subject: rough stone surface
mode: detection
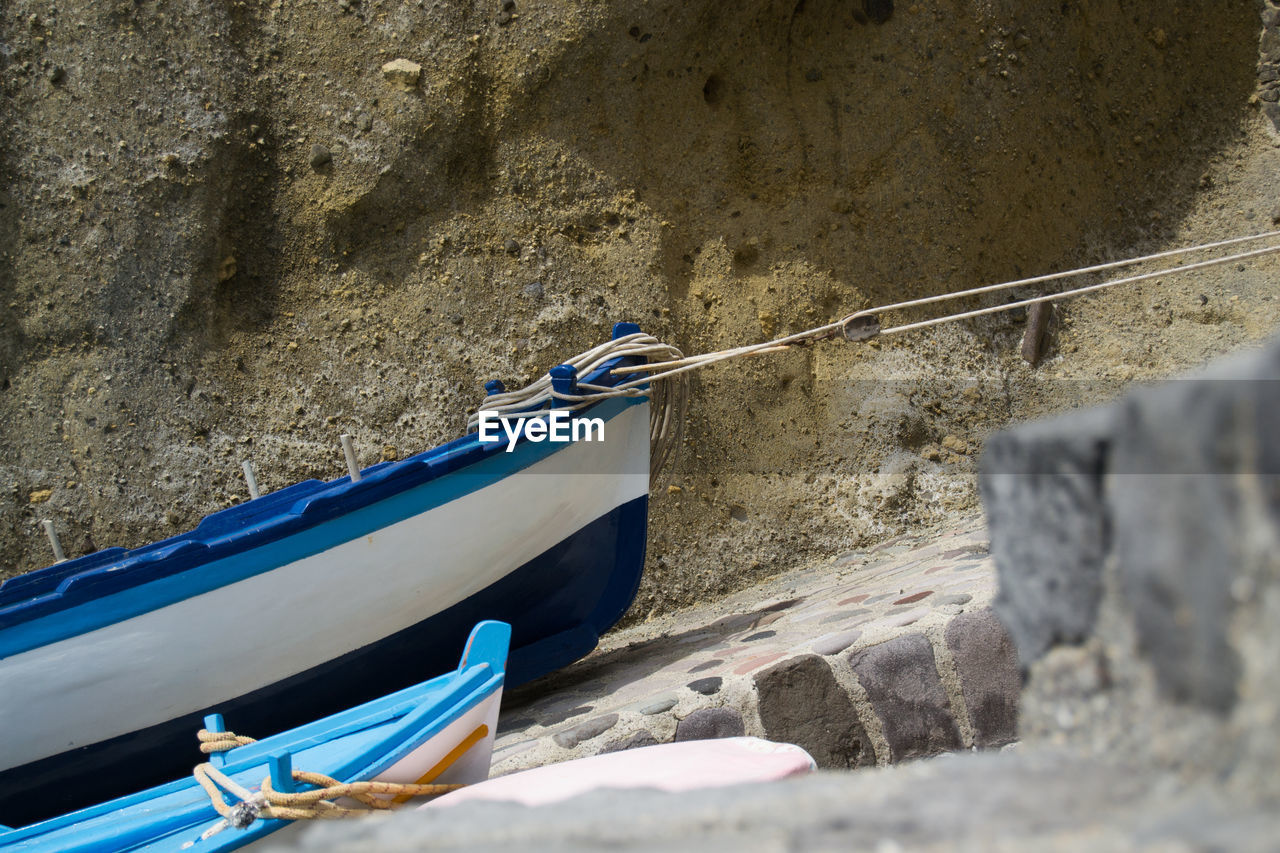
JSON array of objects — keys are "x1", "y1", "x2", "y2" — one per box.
[
  {"x1": 673, "y1": 707, "x2": 744, "y2": 742},
  {"x1": 686, "y1": 676, "x2": 722, "y2": 695},
  {"x1": 272, "y1": 751, "x2": 1280, "y2": 852},
  {"x1": 755, "y1": 654, "x2": 873, "y2": 768},
  {"x1": 847, "y1": 634, "x2": 962, "y2": 761},
  {"x1": 1105, "y1": 352, "x2": 1280, "y2": 711},
  {"x1": 551, "y1": 714, "x2": 618, "y2": 750},
  {"x1": 379, "y1": 58, "x2": 422, "y2": 88},
  {"x1": 980, "y1": 405, "x2": 1112, "y2": 667},
  {"x1": 987, "y1": 336, "x2": 1279, "y2": 715},
  {"x1": 1264, "y1": 6, "x2": 1280, "y2": 131},
  {"x1": 944, "y1": 608, "x2": 1020, "y2": 748},
  {"x1": 992, "y1": 333, "x2": 1280, "y2": 796},
  {"x1": 601, "y1": 730, "x2": 659, "y2": 754}
]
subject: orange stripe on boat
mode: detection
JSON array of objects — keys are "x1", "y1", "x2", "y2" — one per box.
[{"x1": 390, "y1": 724, "x2": 490, "y2": 805}]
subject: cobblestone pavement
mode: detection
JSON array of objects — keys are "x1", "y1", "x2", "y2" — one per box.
[{"x1": 491, "y1": 514, "x2": 1019, "y2": 774}]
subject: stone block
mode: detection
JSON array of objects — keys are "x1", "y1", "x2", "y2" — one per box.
[
  {"x1": 755, "y1": 654, "x2": 873, "y2": 768},
  {"x1": 983, "y1": 335, "x2": 1280, "y2": 721},
  {"x1": 944, "y1": 608, "x2": 1020, "y2": 747},
  {"x1": 1104, "y1": 344, "x2": 1280, "y2": 711},
  {"x1": 380, "y1": 57, "x2": 422, "y2": 88},
  {"x1": 673, "y1": 707, "x2": 744, "y2": 742},
  {"x1": 979, "y1": 404, "x2": 1113, "y2": 667},
  {"x1": 848, "y1": 634, "x2": 961, "y2": 761},
  {"x1": 601, "y1": 730, "x2": 660, "y2": 754},
  {"x1": 687, "y1": 677, "x2": 723, "y2": 695},
  {"x1": 552, "y1": 713, "x2": 619, "y2": 749}
]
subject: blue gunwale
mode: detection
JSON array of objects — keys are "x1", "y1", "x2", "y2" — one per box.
[
  {"x1": 0, "y1": 621, "x2": 510, "y2": 849},
  {"x1": 0, "y1": 356, "x2": 648, "y2": 657}
]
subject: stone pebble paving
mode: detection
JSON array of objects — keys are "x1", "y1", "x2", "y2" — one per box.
[{"x1": 490, "y1": 514, "x2": 1020, "y2": 774}]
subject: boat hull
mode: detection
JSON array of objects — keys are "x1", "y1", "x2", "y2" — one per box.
[
  {"x1": 0, "y1": 396, "x2": 649, "y2": 827},
  {"x1": 0, "y1": 621, "x2": 510, "y2": 851}
]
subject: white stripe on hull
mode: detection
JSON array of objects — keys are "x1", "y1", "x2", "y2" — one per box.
[
  {"x1": 374, "y1": 686, "x2": 503, "y2": 788},
  {"x1": 0, "y1": 404, "x2": 647, "y2": 773}
]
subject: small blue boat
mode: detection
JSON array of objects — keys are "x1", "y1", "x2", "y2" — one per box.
[
  {"x1": 0, "y1": 323, "x2": 660, "y2": 827},
  {"x1": 0, "y1": 620, "x2": 510, "y2": 851}
]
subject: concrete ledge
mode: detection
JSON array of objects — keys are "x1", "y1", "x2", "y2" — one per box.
[{"x1": 276, "y1": 750, "x2": 1280, "y2": 853}]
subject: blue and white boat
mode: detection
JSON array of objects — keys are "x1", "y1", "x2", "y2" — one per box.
[
  {"x1": 0, "y1": 323, "x2": 663, "y2": 827},
  {"x1": 0, "y1": 620, "x2": 510, "y2": 851}
]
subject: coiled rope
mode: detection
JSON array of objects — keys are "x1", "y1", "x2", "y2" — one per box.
[
  {"x1": 467, "y1": 332, "x2": 689, "y2": 481},
  {"x1": 470, "y1": 231, "x2": 1280, "y2": 478},
  {"x1": 185, "y1": 727, "x2": 464, "y2": 845}
]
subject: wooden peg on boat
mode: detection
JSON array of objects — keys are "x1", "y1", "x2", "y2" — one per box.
[
  {"x1": 341, "y1": 434, "x2": 362, "y2": 482},
  {"x1": 42, "y1": 519, "x2": 66, "y2": 563},
  {"x1": 241, "y1": 460, "x2": 261, "y2": 500},
  {"x1": 549, "y1": 364, "x2": 578, "y2": 409},
  {"x1": 204, "y1": 714, "x2": 229, "y2": 768},
  {"x1": 267, "y1": 752, "x2": 295, "y2": 794}
]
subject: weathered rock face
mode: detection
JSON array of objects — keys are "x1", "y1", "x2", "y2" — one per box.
[
  {"x1": 1260, "y1": 0, "x2": 1280, "y2": 128},
  {"x1": 980, "y1": 332, "x2": 1280, "y2": 797},
  {"x1": 0, "y1": 0, "x2": 1268, "y2": 619}
]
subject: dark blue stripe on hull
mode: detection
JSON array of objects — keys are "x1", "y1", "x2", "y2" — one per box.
[{"x1": 0, "y1": 495, "x2": 647, "y2": 828}]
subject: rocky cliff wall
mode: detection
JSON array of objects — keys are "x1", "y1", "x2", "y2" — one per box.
[{"x1": 1, "y1": 0, "x2": 1273, "y2": 617}]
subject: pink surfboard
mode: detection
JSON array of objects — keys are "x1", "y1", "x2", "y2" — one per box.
[{"x1": 425, "y1": 737, "x2": 817, "y2": 809}]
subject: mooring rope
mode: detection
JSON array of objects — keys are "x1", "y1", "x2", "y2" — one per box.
[
  {"x1": 870, "y1": 240, "x2": 1280, "y2": 338},
  {"x1": 826, "y1": 227, "x2": 1280, "y2": 327},
  {"x1": 185, "y1": 727, "x2": 465, "y2": 845},
  {"x1": 197, "y1": 728, "x2": 257, "y2": 755},
  {"x1": 466, "y1": 332, "x2": 688, "y2": 481},
  {"x1": 470, "y1": 232, "x2": 1280, "y2": 479},
  {"x1": 620, "y1": 233, "x2": 1280, "y2": 381}
]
